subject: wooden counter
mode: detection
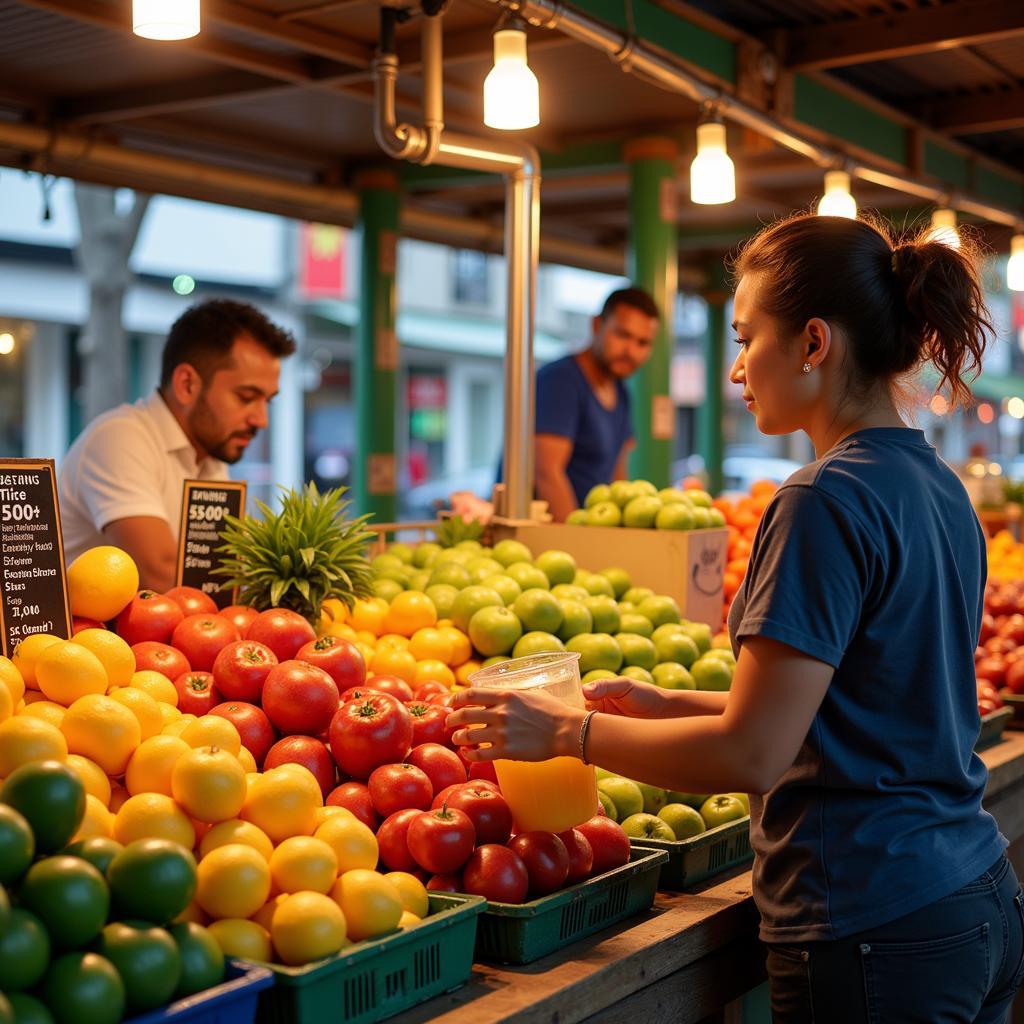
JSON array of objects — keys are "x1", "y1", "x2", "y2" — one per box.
[{"x1": 395, "y1": 731, "x2": 1024, "y2": 1024}]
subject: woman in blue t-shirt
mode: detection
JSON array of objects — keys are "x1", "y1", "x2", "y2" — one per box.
[{"x1": 449, "y1": 213, "x2": 1024, "y2": 1022}]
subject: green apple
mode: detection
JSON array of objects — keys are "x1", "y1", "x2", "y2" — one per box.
[
  {"x1": 435, "y1": 548, "x2": 471, "y2": 565},
  {"x1": 428, "y1": 563, "x2": 472, "y2": 590},
  {"x1": 600, "y1": 566, "x2": 632, "y2": 599},
  {"x1": 708, "y1": 509, "x2": 727, "y2": 528},
  {"x1": 468, "y1": 606, "x2": 523, "y2": 657},
  {"x1": 372, "y1": 553, "x2": 404, "y2": 575},
  {"x1": 412, "y1": 541, "x2": 442, "y2": 569},
  {"x1": 658, "y1": 803, "x2": 706, "y2": 840},
  {"x1": 699, "y1": 794, "x2": 747, "y2": 829},
  {"x1": 619, "y1": 613, "x2": 654, "y2": 638},
  {"x1": 703, "y1": 648, "x2": 736, "y2": 666},
  {"x1": 579, "y1": 572, "x2": 615, "y2": 599},
  {"x1": 585, "y1": 483, "x2": 612, "y2": 508},
  {"x1": 690, "y1": 507, "x2": 712, "y2": 529},
  {"x1": 450, "y1": 585, "x2": 504, "y2": 633},
  {"x1": 621, "y1": 665, "x2": 655, "y2": 684},
  {"x1": 582, "y1": 669, "x2": 617, "y2": 684},
  {"x1": 609, "y1": 480, "x2": 643, "y2": 508},
  {"x1": 455, "y1": 540, "x2": 484, "y2": 554},
  {"x1": 667, "y1": 791, "x2": 710, "y2": 809},
  {"x1": 622, "y1": 495, "x2": 662, "y2": 529},
  {"x1": 556, "y1": 600, "x2": 593, "y2": 642},
  {"x1": 566, "y1": 508, "x2": 589, "y2": 525},
  {"x1": 583, "y1": 596, "x2": 620, "y2": 634},
  {"x1": 616, "y1": 633, "x2": 658, "y2": 671},
  {"x1": 686, "y1": 489, "x2": 713, "y2": 509},
  {"x1": 617, "y1": 601, "x2": 636, "y2": 615},
  {"x1": 653, "y1": 631, "x2": 700, "y2": 669},
  {"x1": 506, "y1": 562, "x2": 550, "y2": 592},
  {"x1": 597, "y1": 790, "x2": 618, "y2": 821},
  {"x1": 652, "y1": 662, "x2": 696, "y2": 690},
  {"x1": 632, "y1": 479, "x2": 658, "y2": 497},
  {"x1": 466, "y1": 557, "x2": 504, "y2": 583},
  {"x1": 482, "y1": 655, "x2": 511, "y2": 667},
  {"x1": 598, "y1": 777, "x2": 644, "y2": 819},
  {"x1": 622, "y1": 586, "x2": 655, "y2": 606},
  {"x1": 586, "y1": 501, "x2": 622, "y2": 527},
  {"x1": 388, "y1": 542, "x2": 415, "y2": 564},
  {"x1": 513, "y1": 589, "x2": 564, "y2": 633},
  {"x1": 551, "y1": 584, "x2": 589, "y2": 603},
  {"x1": 595, "y1": 767, "x2": 616, "y2": 781},
  {"x1": 620, "y1": 812, "x2": 676, "y2": 841},
  {"x1": 691, "y1": 657, "x2": 733, "y2": 692},
  {"x1": 658, "y1": 488, "x2": 691, "y2": 506},
  {"x1": 656, "y1": 504, "x2": 695, "y2": 531},
  {"x1": 492, "y1": 539, "x2": 534, "y2": 567},
  {"x1": 566, "y1": 633, "x2": 624, "y2": 674},
  {"x1": 408, "y1": 570, "x2": 431, "y2": 592},
  {"x1": 425, "y1": 584, "x2": 459, "y2": 619},
  {"x1": 679, "y1": 622, "x2": 713, "y2": 654},
  {"x1": 481, "y1": 573, "x2": 522, "y2": 607},
  {"x1": 633, "y1": 781, "x2": 667, "y2": 815},
  {"x1": 636, "y1": 595, "x2": 682, "y2": 628},
  {"x1": 372, "y1": 579, "x2": 403, "y2": 602},
  {"x1": 651, "y1": 622, "x2": 686, "y2": 644},
  {"x1": 534, "y1": 550, "x2": 577, "y2": 586},
  {"x1": 725, "y1": 792, "x2": 750, "y2": 814},
  {"x1": 512, "y1": 631, "x2": 565, "y2": 658}
]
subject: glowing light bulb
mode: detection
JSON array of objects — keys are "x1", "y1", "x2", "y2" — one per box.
[
  {"x1": 133, "y1": 0, "x2": 199, "y2": 40},
  {"x1": 0, "y1": 333, "x2": 13, "y2": 356},
  {"x1": 689, "y1": 122, "x2": 735, "y2": 205},
  {"x1": 1007, "y1": 235, "x2": 1024, "y2": 292},
  {"x1": 927, "y1": 208, "x2": 960, "y2": 249},
  {"x1": 483, "y1": 28, "x2": 539, "y2": 131},
  {"x1": 817, "y1": 170, "x2": 857, "y2": 219}
]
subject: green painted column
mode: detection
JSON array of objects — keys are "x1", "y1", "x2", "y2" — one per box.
[
  {"x1": 700, "y1": 261, "x2": 729, "y2": 496},
  {"x1": 625, "y1": 138, "x2": 679, "y2": 488},
  {"x1": 354, "y1": 169, "x2": 400, "y2": 522}
]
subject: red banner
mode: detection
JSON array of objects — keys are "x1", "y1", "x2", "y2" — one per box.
[{"x1": 298, "y1": 223, "x2": 346, "y2": 299}]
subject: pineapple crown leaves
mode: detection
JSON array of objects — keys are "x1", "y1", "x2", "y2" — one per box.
[
  {"x1": 435, "y1": 515, "x2": 485, "y2": 549},
  {"x1": 213, "y1": 482, "x2": 376, "y2": 624}
]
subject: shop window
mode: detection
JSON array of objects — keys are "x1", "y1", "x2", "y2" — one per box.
[{"x1": 452, "y1": 249, "x2": 490, "y2": 306}]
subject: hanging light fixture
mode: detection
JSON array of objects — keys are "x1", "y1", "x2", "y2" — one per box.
[
  {"x1": 133, "y1": 0, "x2": 200, "y2": 40},
  {"x1": 1007, "y1": 234, "x2": 1024, "y2": 292},
  {"x1": 690, "y1": 115, "x2": 735, "y2": 205},
  {"x1": 483, "y1": 19, "x2": 539, "y2": 131},
  {"x1": 927, "y1": 207, "x2": 961, "y2": 249},
  {"x1": 817, "y1": 170, "x2": 857, "y2": 219}
]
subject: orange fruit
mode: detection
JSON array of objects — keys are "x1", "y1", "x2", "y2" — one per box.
[
  {"x1": 162, "y1": 715, "x2": 196, "y2": 738},
  {"x1": 349, "y1": 598, "x2": 390, "y2": 637},
  {"x1": 313, "y1": 815, "x2": 378, "y2": 873},
  {"x1": 330, "y1": 869, "x2": 403, "y2": 941},
  {"x1": 208, "y1": 919, "x2": 273, "y2": 961},
  {"x1": 251, "y1": 893, "x2": 288, "y2": 933},
  {"x1": 376, "y1": 633, "x2": 410, "y2": 652},
  {"x1": 72, "y1": 794, "x2": 115, "y2": 841},
  {"x1": 12, "y1": 634, "x2": 62, "y2": 690},
  {"x1": 66, "y1": 754, "x2": 112, "y2": 807},
  {"x1": 386, "y1": 871, "x2": 429, "y2": 918},
  {"x1": 171, "y1": 746, "x2": 247, "y2": 824},
  {"x1": 413, "y1": 659, "x2": 455, "y2": 689},
  {"x1": 454, "y1": 659, "x2": 482, "y2": 687},
  {"x1": 67, "y1": 545, "x2": 139, "y2": 621},
  {"x1": 272, "y1": 891, "x2": 348, "y2": 966},
  {"x1": 241, "y1": 767, "x2": 321, "y2": 844},
  {"x1": 439, "y1": 626, "x2": 472, "y2": 668},
  {"x1": 369, "y1": 647, "x2": 417, "y2": 685},
  {"x1": 324, "y1": 622, "x2": 358, "y2": 642},
  {"x1": 172, "y1": 901, "x2": 209, "y2": 926},
  {"x1": 108, "y1": 781, "x2": 130, "y2": 813},
  {"x1": 408, "y1": 628, "x2": 455, "y2": 665},
  {"x1": 236, "y1": 746, "x2": 257, "y2": 773},
  {"x1": 35, "y1": 640, "x2": 108, "y2": 706},
  {"x1": 125, "y1": 735, "x2": 191, "y2": 796},
  {"x1": 113, "y1": 792, "x2": 195, "y2": 848},
  {"x1": 0, "y1": 682, "x2": 12, "y2": 723},
  {"x1": 399, "y1": 910, "x2": 421, "y2": 929},
  {"x1": 195, "y1": 843, "x2": 271, "y2": 920},
  {"x1": 19, "y1": 699, "x2": 66, "y2": 729},
  {"x1": 353, "y1": 630, "x2": 378, "y2": 648},
  {"x1": 0, "y1": 715, "x2": 67, "y2": 775},
  {"x1": 355, "y1": 642, "x2": 376, "y2": 666},
  {"x1": 108, "y1": 687, "x2": 163, "y2": 740},
  {"x1": 129, "y1": 671, "x2": 178, "y2": 707},
  {"x1": 320, "y1": 597, "x2": 349, "y2": 626},
  {"x1": 180, "y1": 717, "x2": 241, "y2": 756},
  {"x1": 0, "y1": 656, "x2": 26, "y2": 705},
  {"x1": 73, "y1": 629, "x2": 136, "y2": 688},
  {"x1": 314, "y1": 805, "x2": 353, "y2": 828},
  {"x1": 269, "y1": 836, "x2": 338, "y2": 895},
  {"x1": 384, "y1": 592, "x2": 437, "y2": 637},
  {"x1": 61, "y1": 694, "x2": 141, "y2": 776},
  {"x1": 158, "y1": 702, "x2": 182, "y2": 728},
  {"x1": 199, "y1": 818, "x2": 274, "y2": 862}
]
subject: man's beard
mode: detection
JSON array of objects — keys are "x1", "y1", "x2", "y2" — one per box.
[{"x1": 187, "y1": 397, "x2": 256, "y2": 464}]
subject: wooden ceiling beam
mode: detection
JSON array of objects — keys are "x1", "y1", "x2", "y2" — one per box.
[
  {"x1": 783, "y1": 0, "x2": 1024, "y2": 71},
  {"x1": 927, "y1": 86, "x2": 1024, "y2": 135}
]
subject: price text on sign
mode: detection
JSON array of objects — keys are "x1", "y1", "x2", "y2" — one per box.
[
  {"x1": 176, "y1": 480, "x2": 247, "y2": 609},
  {"x1": 0, "y1": 459, "x2": 72, "y2": 657}
]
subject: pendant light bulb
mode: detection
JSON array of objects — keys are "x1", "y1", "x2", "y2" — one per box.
[
  {"x1": 690, "y1": 121, "x2": 735, "y2": 205},
  {"x1": 1009, "y1": 235, "x2": 1024, "y2": 292},
  {"x1": 927, "y1": 208, "x2": 961, "y2": 249},
  {"x1": 817, "y1": 170, "x2": 857, "y2": 219},
  {"x1": 483, "y1": 27, "x2": 540, "y2": 131},
  {"x1": 133, "y1": 0, "x2": 200, "y2": 38}
]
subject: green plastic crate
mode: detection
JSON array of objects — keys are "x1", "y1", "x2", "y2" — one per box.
[
  {"x1": 472, "y1": 847, "x2": 667, "y2": 965},
  {"x1": 630, "y1": 814, "x2": 752, "y2": 892},
  {"x1": 249, "y1": 893, "x2": 485, "y2": 1024},
  {"x1": 976, "y1": 706, "x2": 1013, "y2": 749}
]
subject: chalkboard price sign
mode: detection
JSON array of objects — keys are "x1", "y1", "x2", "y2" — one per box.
[
  {"x1": 0, "y1": 459, "x2": 72, "y2": 657},
  {"x1": 176, "y1": 480, "x2": 247, "y2": 609}
]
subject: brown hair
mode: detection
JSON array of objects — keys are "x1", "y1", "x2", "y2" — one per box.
[
  {"x1": 599, "y1": 286, "x2": 660, "y2": 322},
  {"x1": 731, "y1": 214, "x2": 992, "y2": 408}
]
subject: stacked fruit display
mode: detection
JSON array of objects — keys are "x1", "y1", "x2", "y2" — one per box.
[{"x1": 566, "y1": 479, "x2": 727, "y2": 531}]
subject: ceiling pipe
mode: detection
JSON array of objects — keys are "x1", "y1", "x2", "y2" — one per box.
[
  {"x1": 492, "y1": 0, "x2": 1022, "y2": 229},
  {"x1": 373, "y1": 6, "x2": 541, "y2": 519}
]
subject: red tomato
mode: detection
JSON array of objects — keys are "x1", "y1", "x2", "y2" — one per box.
[
  {"x1": 172, "y1": 671, "x2": 219, "y2": 716},
  {"x1": 405, "y1": 743, "x2": 466, "y2": 795},
  {"x1": 979, "y1": 698, "x2": 1000, "y2": 716},
  {"x1": 406, "y1": 805, "x2": 475, "y2": 875},
  {"x1": 212, "y1": 640, "x2": 277, "y2": 703},
  {"x1": 976, "y1": 657, "x2": 1007, "y2": 688},
  {"x1": 446, "y1": 785, "x2": 513, "y2": 846},
  {"x1": 557, "y1": 828, "x2": 594, "y2": 885},
  {"x1": 132, "y1": 641, "x2": 190, "y2": 680},
  {"x1": 574, "y1": 816, "x2": 631, "y2": 875},
  {"x1": 263, "y1": 735, "x2": 336, "y2": 797},
  {"x1": 296, "y1": 635, "x2": 366, "y2": 692},
  {"x1": 165, "y1": 586, "x2": 218, "y2": 617},
  {"x1": 431, "y1": 783, "x2": 468, "y2": 809},
  {"x1": 999, "y1": 615, "x2": 1024, "y2": 645},
  {"x1": 220, "y1": 604, "x2": 259, "y2": 637},
  {"x1": 262, "y1": 660, "x2": 339, "y2": 737},
  {"x1": 980, "y1": 613, "x2": 997, "y2": 644},
  {"x1": 468, "y1": 761, "x2": 499, "y2": 785},
  {"x1": 73, "y1": 617, "x2": 107, "y2": 634},
  {"x1": 984, "y1": 637, "x2": 1016, "y2": 657},
  {"x1": 366, "y1": 675, "x2": 415, "y2": 702},
  {"x1": 425, "y1": 873, "x2": 462, "y2": 893},
  {"x1": 1005, "y1": 660, "x2": 1024, "y2": 694},
  {"x1": 376, "y1": 809, "x2": 421, "y2": 872},
  {"x1": 465, "y1": 779, "x2": 499, "y2": 794},
  {"x1": 208, "y1": 701, "x2": 277, "y2": 765},
  {"x1": 340, "y1": 686, "x2": 388, "y2": 704},
  {"x1": 115, "y1": 591, "x2": 184, "y2": 645},
  {"x1": 413, "y1": 681, "x2": 449, "y2": 702},
  {"x1": 508, "y1": 832, "x2": 569, "y2": 897},
  {"x1": 427, "y1": 692, "x2": 455, "y2": 707},
  {"x1": 326, "y1": 781, "x2": 378, "y2": 830},
  {"x1": 171, "y1": 614, "x2": 240, "y2": 673},
  {"x1": 405, "y1": 704, "x2": 448, "y2": 747},
  {"x1": 245, "y1": 608, "x2": 316, "y2": 662},
  {"x1": 461, "y1": 845, "x2": 530, "y2": 904},
  {"x1": 368, "y1": 763, "x2": 433, "y2": 816},
  {"x1": 328, "y1": 695, "x2": 413, "y2": 779}
]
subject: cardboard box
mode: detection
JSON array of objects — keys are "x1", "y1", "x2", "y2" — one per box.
[{"x1": 490, "y1": 521, "x2": 729, "y2": 631}]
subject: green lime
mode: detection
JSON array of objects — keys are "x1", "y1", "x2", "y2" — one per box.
[
  {"x1": 19, "y1": 856, "x2": 109, "y2": 950},
  {"x1": 691, "y1": 657, "x2": 733, "y2": 692},
  {"x1": 96, "y1": 921, "x2": 181, "y2": 1013},
  {"x1": 0, "y1": 908, "x2": 50, "y2": 991},
  {"x1": 1, "y1": 761, "x2": 85, "y2": 854},
  {"x1": 167, "y1": 922, "x2": 225, "y2": 999},
  {"x1": 7, "y1": 993, "x2": 55, "y2": 1024},
  {"x1": 62, "y1": 837, "x2": 123, "y2": 876},
  {"x1": 41, "y1": 953, "x2": 125, "y2": 1024},
  {"x1": 0, "y1": 804, "x2": 34, "y2": 885},
  {"x1": 107, "y1": 839, "x2": 197, "y2": 925}
]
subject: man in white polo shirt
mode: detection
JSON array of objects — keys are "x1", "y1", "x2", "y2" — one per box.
[{"x1": 59, "y1": 299, "x2": 296, "y2": 590}]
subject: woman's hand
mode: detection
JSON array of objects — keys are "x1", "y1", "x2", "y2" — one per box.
[
  {"x1": 582, "y1": 677, "x2": 668, "y2": 718},
  {"x1": 446, "y1": 688, "x2": 586, "y2": 762}
]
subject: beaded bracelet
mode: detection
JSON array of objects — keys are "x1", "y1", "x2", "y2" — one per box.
[{"x1": 579, "y1": 709, "x2": 597, "y2": 764}]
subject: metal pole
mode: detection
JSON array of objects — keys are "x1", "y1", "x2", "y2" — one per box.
[
  {"x1": 700, "y1": 263, "x2": 728, "y2": 495},
  {"x1": 625, "y1": 137, "x2": 678, "y2": 488}
]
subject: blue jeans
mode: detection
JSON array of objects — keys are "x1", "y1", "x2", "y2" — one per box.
[{"x1": 766, "y1": 855, "x2": 1024, "y2": 1023}]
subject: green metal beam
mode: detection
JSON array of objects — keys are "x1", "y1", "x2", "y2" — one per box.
[{"x1": 699, "y1": 262, "x2": 728, "y2": 496}]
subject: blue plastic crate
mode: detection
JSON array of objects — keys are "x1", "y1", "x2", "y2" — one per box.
[{"x1": 125, "y1": 961, "x2": 275, "y2": 1024}]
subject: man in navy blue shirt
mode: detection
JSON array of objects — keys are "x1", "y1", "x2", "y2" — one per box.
[{"x1": 535, "y1": 287, "x2": 660, "y2": 520}]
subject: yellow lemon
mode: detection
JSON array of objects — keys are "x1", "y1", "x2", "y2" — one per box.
[
  {"x1": 240, "y1": 767, "x2": 321, "y2": 845},
  {"x1": 12, "y1": 634, "x2": 62, "y2": 691},
  {"x1": 0, "y1": 657, "x2": 26, "y2": 705},
  {"x1": 108, "y1": 687, "x2": 163, "y2": 740},
  {"x1": 67, "y1": 546, "x2": 139, "y2": 621},
  {"x1": 113, "y1": 792, "x2": 195, "y2": 848},
  {"x1": 195, "y1": 843, "x2": 271, "y2": 920},
  {"x1": 0, "y1": 715, "x2": 67, "y2": 775},
  {"x1": 130, "y1": 670, "x2": 178, "y2": 707},
  {"x1": 269, "y1": 836, "x2": 338, "y2": 895},
  {"x1": 180, "y1": 716, "x2": 241, "y2": 756},
  {"x1": 0, "y1": 683, "x2": 12, "y2": 724},
  {"x1": 66, "y1": 754, "x2": 112, "y2": 806},
  {"x1": 125, "y1": 734, "x2": 191, "y2": 797},
  {"x1": 72, "y1": 794, "x2": 115, "y2": 841},
  {"x1": 73, "y1": 629, "x2": 136, "y2": 688},
  {"x1": 35, "y1": 641, "x2": 108, "y2": 706},
  {"x1": 271, "y1": 891, "x2": 348, "y2": 966},
  {"x1": 61, "y1": 694, "x2": 141, "y2": 776},
  {"x1": 19, "y1": 700, "x2": 66, "y2": 729},
  {"x1": 171, "y1": 745, "x2": 247, "y2": 824},
  {"x1": 199, "y1": 819, "x2": 274, "y2": 862},
  {"x1": 385, "y1": 871, "x2": 430, "y2": 918},
  {"x1": 207, "y1": 919, "x2": 272, "y2": 961},
  {"x1": 313, "y1": 815, "x2": 378, "y2": 874}
]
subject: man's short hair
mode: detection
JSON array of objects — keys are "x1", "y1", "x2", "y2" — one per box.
[
  {"x1": 160, "y1": 299, "x2": 297, "y2": 388},
  {"x1": 599, "y1": 286, "x2": 660, "y2": 322}
]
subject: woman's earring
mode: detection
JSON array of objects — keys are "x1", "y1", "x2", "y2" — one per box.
[{"x1": 802, "y1": 362, "x2": 812, "y2": 374}]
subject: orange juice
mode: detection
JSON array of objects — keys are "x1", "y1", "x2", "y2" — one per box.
[{"x1": 469, "y1": 651, "x2": 598, "y2": 834}]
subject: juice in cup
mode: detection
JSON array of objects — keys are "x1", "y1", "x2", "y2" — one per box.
[{"x1": 469, "y1": 651, "x2": 599, "y2": 834}]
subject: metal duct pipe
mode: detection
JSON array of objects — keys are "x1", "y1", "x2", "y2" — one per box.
[{"x1": 494, "y1": 0, "x2": 1022, "y2": 229}]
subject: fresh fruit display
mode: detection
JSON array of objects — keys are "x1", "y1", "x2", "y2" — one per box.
[{"x1": 570, "y1": 479, "x2": 727, "y2": 533}]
